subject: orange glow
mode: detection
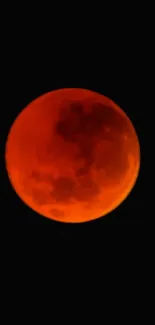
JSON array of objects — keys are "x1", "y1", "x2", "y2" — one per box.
[{"x1": 5, "y1": 88, "x2": 140, "y2": 223}]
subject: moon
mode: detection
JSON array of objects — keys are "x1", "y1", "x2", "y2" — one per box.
[{"x1": 5, "y1": 88, "x2": 140, "y2": 223}]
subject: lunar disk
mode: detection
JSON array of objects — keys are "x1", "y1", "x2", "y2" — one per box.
[{"x1": 5, "y1": 88, "x2": 140, "y2": 223}]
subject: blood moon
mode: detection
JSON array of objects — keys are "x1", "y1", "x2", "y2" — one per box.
[{"x1": 5, "y1": 88, "x2": 140, "y2": 223}]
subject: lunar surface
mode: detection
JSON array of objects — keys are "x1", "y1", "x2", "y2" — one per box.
[{"x1": 5, "y1": 88, "x2": 140, "y2": 223}]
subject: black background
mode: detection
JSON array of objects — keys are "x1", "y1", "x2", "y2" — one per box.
[
  {"x1": 2, "y1": 28, "x2": 144, "y2": 242},
  {"x1": 0, "y1": 8, "x2": 147, "y2": 320}
]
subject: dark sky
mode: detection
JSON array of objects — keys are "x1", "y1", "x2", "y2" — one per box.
[{"x1": 2, "y1": 46, "x2": 144, "y2": 240}]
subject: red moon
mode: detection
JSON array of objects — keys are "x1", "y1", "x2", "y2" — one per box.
[{"x1": 5, "y1": 88, "x2": 140, "y2": 223}]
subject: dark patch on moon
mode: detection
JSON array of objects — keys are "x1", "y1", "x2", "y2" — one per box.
[
  {"x1": 30, "y1": 170, "x2": 54, "y2": 185},
  {"x1": 76, "y1": 167, "x2": 89, "y2": 177},
  {"x1": 68, "y1": 100, "x2": 85, "y2": 116},
  {"x1": 49, "y1": 208, "x2": 65, "y2": 218},
  {"x1": 75, "y1": 176, "x2": 101, "y2": 202},
  {"x1": 31, "y1": 170, "x2": 43, "y2": 182},
  {"x1": 55, "y1": 99, "x2": 129, "y2": 173},
  {"x1": 30, "y1": 98, "x2": 130, "y2": 207},
  {"x1": 90, "y1": 101, "x2": 128, "y2": 135},
  {"x1": 55, "y1": 101, "x2": 87, "y2": 143},
  {"x1": 55, "y1": 100, "x2": 128, "y2": 141},
  {"x1": 31, "y1": 187, "x2": 49, "y2": 205},
  {"x1": 50, "y1": 177, "x2": 77, "y2": 203},
  {"x1": 50, "y1": 174, "x2": 101, "y2": 204}
]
